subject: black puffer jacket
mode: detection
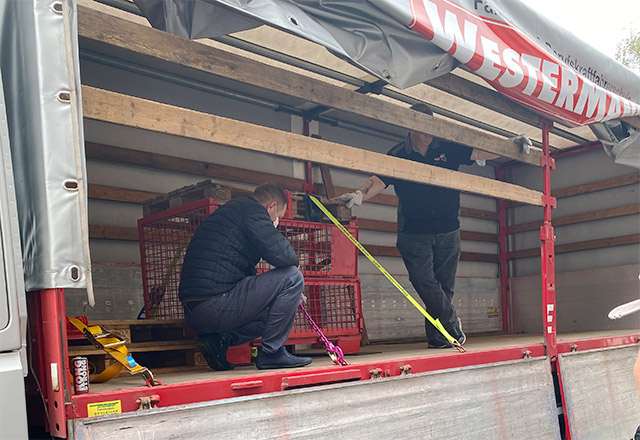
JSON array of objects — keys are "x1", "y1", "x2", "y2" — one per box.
[{"x1": 179, "y1": 196, "x2": 298, "y2": 302}]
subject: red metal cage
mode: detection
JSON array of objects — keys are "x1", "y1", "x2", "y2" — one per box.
[
  {"x1": 138, "y1": 198, "x2": 219, "y2": 319},
  {"x1": 257, "y1": 218, "x2": 358, "y2": 277},
  {"x1": 290, "y1": 278, "x2": 362, "y2": 339}
]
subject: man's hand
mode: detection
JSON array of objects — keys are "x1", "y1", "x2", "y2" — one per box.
[
  {"x1": 300, "y1": 292, "x2": 308, "y2": 306},
  {"x1": 335, "y1": 190, "x2": 363, "y2": 209},
  {"x1": 511, "y1": 134, "x2": 533, "y2": 155}
]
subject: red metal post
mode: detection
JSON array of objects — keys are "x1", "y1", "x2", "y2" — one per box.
[
  {"x1": 539, "y1": 120, "x2": 571, "y2": 439},
  {"x1": 40, "y1": 288, "x2": 71, "y2": 438},
  {"x1": 539, "y1": 119, "x2": 557, "y2": 357},
  {"x1": 495, "y1": 166, "x2": 511, "y2": 332}
]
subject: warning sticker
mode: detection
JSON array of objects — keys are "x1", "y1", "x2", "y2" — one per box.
[
  {"x1": 487, "y1": 307, "x2": 500, "y2": 318},
  {"x1": 87, "y1": 400, "x2": 122, "y2": 417}
]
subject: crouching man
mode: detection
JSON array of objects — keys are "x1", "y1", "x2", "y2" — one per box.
[{"x1": 179, "y1": 183, "x2": 312, "y2": 370}]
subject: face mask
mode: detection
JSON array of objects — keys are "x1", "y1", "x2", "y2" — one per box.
[{"x1": 273, "y1": 216, "x2": 279, "y2": 228}]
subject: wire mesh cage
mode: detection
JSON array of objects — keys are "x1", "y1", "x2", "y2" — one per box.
[
  {"x1": 138, "y1": 198, "x2": 218, "y2": 319},
  {"x1": 289, "y1": 278, "x2": 363, "y2": 339},
  {"x1": 257, "y1": 219, "x2": 358, "y2": 277}
]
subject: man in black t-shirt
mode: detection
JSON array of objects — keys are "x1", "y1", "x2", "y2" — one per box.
[{"x1": 337, "y1": 103, "x2": 498, "y2": 348}]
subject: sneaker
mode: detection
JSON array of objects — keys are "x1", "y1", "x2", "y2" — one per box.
[
  {"x1": 197, "y1": 333, "x2": 235, "y2": 371},
  {"x1": 428, "y1": 318, "x2": 466, "y2": 348},
  {"x1": 427, "y1": 334, "x2": 452, "y2": 349},
  {"x1": 256, "y1": 346, "x2": 312, "y2": 370},
  {"x1": 449, "y1": 318, "x2": 466, "y2": 345}
]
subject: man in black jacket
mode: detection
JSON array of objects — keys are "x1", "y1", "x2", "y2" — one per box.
[{"x1": 179, "y1": 183, "x2": 312, "y2": 370}]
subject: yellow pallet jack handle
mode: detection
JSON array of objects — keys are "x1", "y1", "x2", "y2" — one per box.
[
  {"x1": 309, "y1": 195, "x2": 465, "y2": 352},
  {"x1": 67, "y1": 317, "x2": 162, "y2": 386}
]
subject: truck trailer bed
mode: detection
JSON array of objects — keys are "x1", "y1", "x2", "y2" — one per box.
[{"x1": 88, "y1": 330, "x2": 638, "y2": 393}]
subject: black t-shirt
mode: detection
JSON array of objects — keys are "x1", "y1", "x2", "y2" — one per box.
[{"x1": 380, "y1": 136, "x2": 473, "y2": 234}]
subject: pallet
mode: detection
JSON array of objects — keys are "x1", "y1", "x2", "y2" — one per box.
[
  {"x1": 67, "y1": 319, "x2": 209, "y2": 376},
  {"x1": 142, "y1": 180, "x2": 254, "y2": 216},
  {"x1": 142, "y1": 179, "x2": 352, "y2": 222}
]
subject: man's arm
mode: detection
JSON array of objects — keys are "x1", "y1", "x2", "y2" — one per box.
[
  {"x1": 359, "y1": 175, "x2": 387, "y2": 201},
  {"x1": 335, "y1": 175, "x2": 386, "y2": 208}
]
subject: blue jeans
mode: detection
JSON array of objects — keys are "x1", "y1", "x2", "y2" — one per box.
[
  {"x1": 184, "y1": 266, "x2": 304, "y2": 353},
  {"x1": 396, "y1": 230, "x2": 461, "y2": 342}
]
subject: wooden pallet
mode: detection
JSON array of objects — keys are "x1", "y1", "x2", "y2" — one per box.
[
  {"x1": 67, "y1": 319, "x2": 208, "y2": 376},
  {"x1": 142, "y1": 179, "x2": 254, "y2": 216},
  {"x1": 142, "y1": 178, "x2": 352, "y2": 222}
]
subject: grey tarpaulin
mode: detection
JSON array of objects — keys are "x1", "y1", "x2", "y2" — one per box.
[
  {"x1": 134, "y1": 0, "x2": 457, "y2": 90},
  {"x1": 0, "y1": 0, "x2": 93, "y2": 302},
  {"x1": 134, "y1": 0, "x2": 640, "y2": 167}
]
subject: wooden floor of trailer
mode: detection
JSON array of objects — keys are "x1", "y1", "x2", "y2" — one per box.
[{"x1": 88, "y1": 329, "x2": 639, "y2": 393}]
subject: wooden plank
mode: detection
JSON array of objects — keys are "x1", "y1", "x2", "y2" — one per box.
[
  {"x1": 511, "y1": 233, "x2": 640, "y2": 259},
  {"x1": 89, "y1": 223, "x2": 499, "y2": 249},
  {"x1": 319, "y1": 164, "x2": 336, "y2": 199},
  {"x1": 82, "y1": 86, "x2": 544, "y2": 206},
  {"x1": 552, "y1": 173, "x2": 640, "y2": 199},
  {"x1": 89, "y1": 225, "x2": 138, "y2": 241},
  {"x1": 88, "y1": 183, "x2": 160, "y2": 204},
  {"x1": 426, "y1": 75, "x2": 544, "y2": 129},
  {"x1": 366, "y1": 245, "x2": 499, "y2": 263},
  {"x1": 356, "y1": 218, "x2": 498, "y2": 242},
  {"x1": 621, "y1": 116, "x2": 640, "y2": 130},
  {"x1": 510, "y1": 173, "x2": 640, "y2": 208},
  {"x1": 85, "y1": 150, "x2": 496, "y2": 219},
  {"x1": 76, "y1": 6, "x2": 541, "y2": 165},
  {"x1": 509, "y1": 204, "x2": 640, "y2": 234},
  {"x1": 426, "y1": 74, "x2": 589, "y2": 145},
  {"x1": 93, "y1": 319, "x2": 187, "y2": 326},
  {"x1": 67, "y1": 340, "x2": 197, "y2": 356},
  {"x1": 461, "y1": 207, "x2": 497, "y2": 221},
  {"x1": 86, "y1": 142, "x2": 305, "y2": 191}
]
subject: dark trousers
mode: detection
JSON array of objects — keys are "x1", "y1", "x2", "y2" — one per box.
[
  {"x1": 396, "y1": 230, "x2": 461, "y2": 342},
  {"x1": 184, "y1": 266, "x2": 304, "y2": 353}
]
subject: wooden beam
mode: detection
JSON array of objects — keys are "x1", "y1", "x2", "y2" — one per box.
[
  {"x1": 426, "y1": 74, "x2": 589, "y2": 145},
  {"x1": 366, "y1": 245, "x2": 499, "y2": 263},
  {"x1": 76, "y1": 6, "x2": 541, "y2": 165},
  {"x1": 86, "y1": 147, "x2": 498, "y2": 220},
  {"x1": 622, "y1": 116, "x2": 640, "y2": 130},
  {"x1": 89, "y1": 225, "x2": 138, "y2": 241},
  {"x1": 510, "y1": 233, "x2": 640, "y2": 259},
  {"x1": 82, "y1": 86, "x2": 544, "y2": 206},
  {"x1": 509, "y1": 172, "x2": 640, "y2": 208},
  {"x1": 319, "y1": 164, "x2": 336, "y2": 199},
  {"x1": 86, "y1": 142, "x2": 305, "y2": 191},
  {"x1": 508, "y1": 204, "x2": 640, "y2": 234},
  {"x1": 89, "y1": 224, "x2": 498, "y2": 263},
  {"x1": 356, "y1": 218, "x2": 498, "y2": 242},
  {"x1": 87, "y1": 181, "x2": 498, "y2": 241},
  {"x1": 88, "y1": 184, "x2": 160, "y2": 204},
  {"x1": 552, "y1": 173, "x2": 640, "y2": 199},
  {"x1": 426, "y1": 75, "x2": 542, "y2": 129}
]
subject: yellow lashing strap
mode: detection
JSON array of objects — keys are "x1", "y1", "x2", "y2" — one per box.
[
  {"x1": 67, "y1": 317, "x2": 161, "y2": 385},
  {"x1": 309, "y1": 195, "x2": 465, "y2": 352}
]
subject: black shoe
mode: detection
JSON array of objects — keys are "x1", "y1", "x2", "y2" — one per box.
[
  {"x1": 449, "y1": 318, "x2": 466, "y2": 345},
  {"x1": 197, "y1": 333, "x2": 235, "y2": 371},
  {"x1": 255, "y1": 347, "x2": 312, "y2": 370},
  {"x1": 428, "y1": 318, "x2": 466, "y2": 348},
  {"x1": 427, "y1": 334, "x2": 452, "y2": 349}
]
